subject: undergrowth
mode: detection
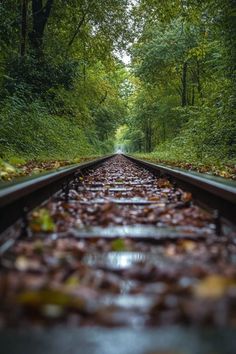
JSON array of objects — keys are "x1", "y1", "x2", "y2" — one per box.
[
  {"x1": 0, "y1": 97, "x2": 98, "y2": 162},
  {"x1": 135, "y1": 145, "x2": 236, "y2": 180}
]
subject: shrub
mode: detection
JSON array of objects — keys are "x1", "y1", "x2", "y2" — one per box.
[{"x1": 0, "y1": 96, "x2": 96, "y2": 161}]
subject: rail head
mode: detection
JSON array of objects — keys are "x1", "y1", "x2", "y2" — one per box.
[
  {"x1": 123, "y1": 154, "x2": 236, "y2": 225},
  {"x1": 0, "y1": 155, "x2": 114, "y2": 233},
  {"x1": 1, "y1": 153, "x2": 235, "y2": 233}
]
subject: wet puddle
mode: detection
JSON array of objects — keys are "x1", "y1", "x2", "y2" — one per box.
[
  {"x1": 83, "y1": 252, "x2": 147, "y2": 270},
  {"x1": 100, "y1": 294, "x2": 155, "y2": 310},
  {"x1": 79, "y1": 198, "x2": 158, "y2": 205},
  {"x1": 72, "y1": 224, "x2": 210, "y2": 240}
]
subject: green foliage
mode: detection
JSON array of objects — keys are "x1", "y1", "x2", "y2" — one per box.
[
  {"x1": 0, "y1": 0, "x2": 132, "y2": 161},
  {"x1": 0, "y1": 0, "x2": 235, "y2": 168},
  {"x1": 30, "y1": 208, "x2": 56, "y2": 233},
  {"x1": 0, "y1": 97, "x2": 95, "y2": 160},
  {"x1": 0, "y1": 159, "x2": 17, "y2": 181},
  {"x1": 111, "y1": 239, "x2": 126, "y2": 252},
  {"x1": 4, "y1": 57, "x2": 79, "y2": 99},
  {"x1": 134, "y1": 19, "x2": 202, "y2": 84},
  {"x1": 123, "y1": 0, "x2": 236, "y2": 166}
]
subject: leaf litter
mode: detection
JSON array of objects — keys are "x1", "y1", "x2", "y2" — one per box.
[{"x1": 0, "y1": 155, "x2": 236, "y2": 328}]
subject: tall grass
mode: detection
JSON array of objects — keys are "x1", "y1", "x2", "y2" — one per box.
[{"x1": 0, "y1": 96, "x2": 96, "y2": 161}]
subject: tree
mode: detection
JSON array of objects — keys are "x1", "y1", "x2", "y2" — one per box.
[
  {"x1": 29, "y1": 0, "x2": 54, "y2": 53},
  {"x1": 125, "y1": 0, "x2": 236, "y2": 162}
]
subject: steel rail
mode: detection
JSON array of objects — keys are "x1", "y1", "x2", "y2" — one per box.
[
  {"x1": 0, "y1": 155, "x2": 114, "y2": 234},
  {"x1": 123, "y1": 154, "x2": 236, "y2": 225},
  {"x1": 1, "y1": 153, "x2": 235, "y2": 235}
]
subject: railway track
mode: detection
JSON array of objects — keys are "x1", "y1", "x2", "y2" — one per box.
[{"x1": 0, "y1": 154, "x2": 236, "y2": 354}]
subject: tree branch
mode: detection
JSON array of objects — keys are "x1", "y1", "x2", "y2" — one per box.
[
  {"x1": 99, "y1": 91, "x2": 108, "y2": 105},
  {"x1": 68, "y1": 12, "x2": 86, "y2": 47},
  {"x1": 67, "y1": 0, "x2": 96, "y2": 48}
]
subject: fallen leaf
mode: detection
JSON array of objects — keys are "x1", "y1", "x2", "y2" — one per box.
[
  {"x1": 18, "y1": 289, "x2": 85, "y2": 309},
  {"x1": 30, "y1": 208, "x2": 55, "y2": 233},
  {"x1": 179, "y1": 240, "x2": 197, "y2": 252},
  {"x1": 111, "y1": 239, "x2": 126, "y2": 251},
  {"x1": 193, "y1": 275, "x2": 236, "y2": 299},
  {"x1": 182, "y1": 192, "x2": 192, "y2": 202}
]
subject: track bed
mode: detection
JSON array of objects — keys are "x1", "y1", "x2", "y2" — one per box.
[{"x1": 0, "y1": 155, "x2": 236, "y2": 352}]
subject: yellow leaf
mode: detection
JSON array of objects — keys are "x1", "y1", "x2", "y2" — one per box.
[
  {"x1": 18, "y1": 289, "x2": 85, "y2": 309},
  {"x1": 193, "y1": 275, "x2": 236, "y2": 299},
  {"x1": 179, "y1": 240, "x2": 196, "y2": 252},
  {"x1": 65, "y1": 275, "x2": 80, "y2": 287}
]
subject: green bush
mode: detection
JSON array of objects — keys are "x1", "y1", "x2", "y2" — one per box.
[
  {"x1": 149, "y1": 102, "x2": 236, "y2": 165},
  {"x1": 0, "y1": 96, "x2": 96, "y2": 161}
]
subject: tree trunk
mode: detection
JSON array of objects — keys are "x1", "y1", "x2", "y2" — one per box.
[
  {"x1": 196, "y1": 60, "x2": 203, "y2": 98},
  {"x1": 146, "y1": 118, "x2": 152, "y2": 152},
  {"x1": 20, "y1": 0, "x2": 28, "y2": 57},
  {"x1": 181, "y1": 61, "x2": 188, "y2": 107},
  {"x1": 145, "y1": 124, "x2": 149, "y2": 152},
  {"x1": 163, "y1": 121, "x2": 166, "y2": 142},
  {"x1": 148, "y1": 127, "x2": 152, "y2": 152},
  {"x1": 29, "y1": 0, "x2": 54, "y2": 53},
  {"x1": 191, "y1": 86, "x2": 195, "y2": 105}
]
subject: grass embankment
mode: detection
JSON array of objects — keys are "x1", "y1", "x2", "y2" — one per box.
[
  {"x1": 0, "y1": 101, "x2": 97, "y2": 160},
  {"x1": 0, "y1": 100, "x2": 106, "y2": 181},
  {"x1": 134, "y1": 150, "x2": 236, "y2": 180},
  {"x1": 0, "y1": 156, "x2": 102, "y2": 182}
]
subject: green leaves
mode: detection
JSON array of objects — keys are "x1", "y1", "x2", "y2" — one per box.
[
  {"x1": 111, "y1": 239, "x2": 127, "y2": 251},
  {"x1": 0, "y1": 160, "x2": 18, "y2": 181},
  {"x1": 30, "y1": 209, "x2": 56, "y2": 233},
  {"x1": 124, "y1": 0, "x2": 235, "y2": 167},
  {"x1": 18, "y1": 289, "x2": 85, "y2": 313},
  {"x1": 0, "y1": 0, "x2": 131, "y2": 162}
]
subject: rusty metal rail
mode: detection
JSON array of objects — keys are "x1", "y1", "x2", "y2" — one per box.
[
  {"x1": 1, "y1": 153, "x2": 235, "y2": 235},
  {"x1": 124, "y1": 154, "x2": 236, "y2": 225},
  {"x1": 0, "y1": 155, "x2": 113, "y2": 234},
  {"x1": 0, "y1": 155, "x2": 236, "y2": 354}
]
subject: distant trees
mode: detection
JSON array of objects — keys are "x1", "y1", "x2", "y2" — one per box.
[
  {"x1": 0, "y1": 0, "x2": 235, "y2": 163},
  {"x1": 0, "y1": 0, "x2": 132, "y2": 159},
  {"x1": 123, "y1": 0, "x2": 236, "y2": 162}
]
